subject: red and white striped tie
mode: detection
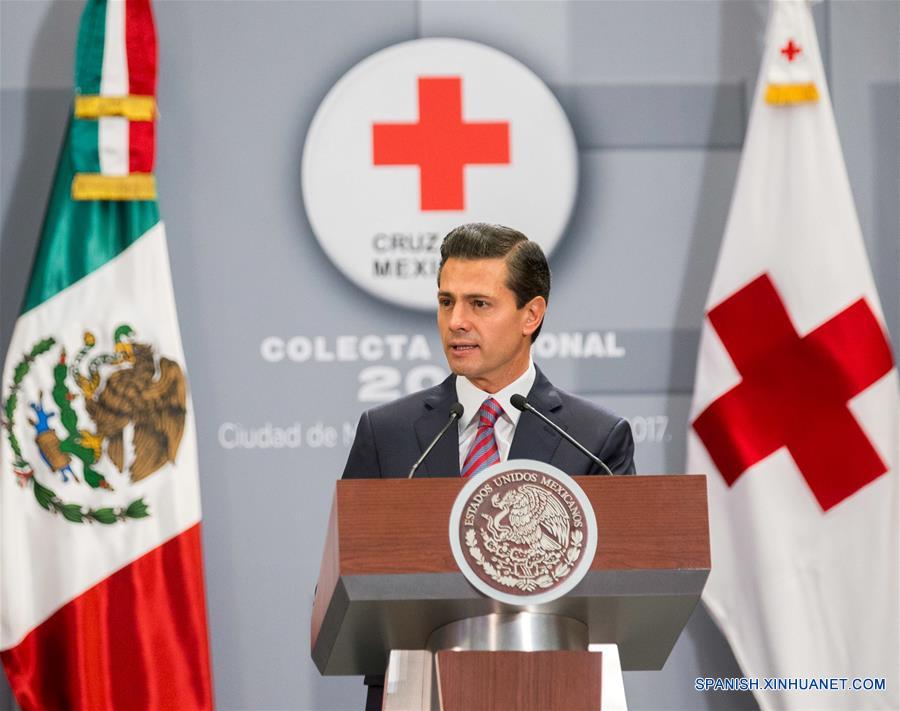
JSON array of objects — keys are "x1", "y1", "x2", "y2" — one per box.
[{"x1": 461, "y1": 398, "x2": 503, "y2": 478}]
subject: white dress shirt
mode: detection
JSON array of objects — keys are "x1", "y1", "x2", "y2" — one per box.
[{"x1": 455, "y1": 359, "x2": 537, "y2": 471}]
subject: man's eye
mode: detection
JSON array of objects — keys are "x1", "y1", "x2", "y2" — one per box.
[
  {"x1": 438, "y1": 298, "x2": 452, "y2": 308},
  {"x1": 474, "y1": 300, "x2": 488, "y2": 308}
]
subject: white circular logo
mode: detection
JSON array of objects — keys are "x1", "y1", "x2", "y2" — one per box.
[
  {"x1": 449, "y1": 459, "x2": 598, "y2": 606},
  {"x1": 302, "y1": 38, "x2": 578, "y2": 310}
]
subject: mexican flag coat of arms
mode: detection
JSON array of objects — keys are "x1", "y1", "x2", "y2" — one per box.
[{"x1": 0, "y1": 1, "x2": 213, "y2": 708}]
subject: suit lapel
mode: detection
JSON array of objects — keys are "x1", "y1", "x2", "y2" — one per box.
[
  {"x1": 508, "y1": 367, "x2": 564, "y2": 465},
  {"x1": 413, "y1": 375, "x2": 461, "y2": 478}
]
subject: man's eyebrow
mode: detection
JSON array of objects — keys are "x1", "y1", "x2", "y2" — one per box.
[{"x1": 437, "y1": 291, "x2": 494, "y2": 300}]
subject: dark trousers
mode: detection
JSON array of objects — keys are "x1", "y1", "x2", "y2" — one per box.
[{"x1": 365, "y1": 683, "x2": 384, "y2": 711}]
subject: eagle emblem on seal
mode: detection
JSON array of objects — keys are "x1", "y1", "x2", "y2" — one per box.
[
  {"x1": 484, "y1": 485, "x2": 571, "y2": 552},
  {"x1": 466, "y1": 482, "x2": 585, "y2": 593},
  {"x1": 2, "y1": 324, "x2": 187, "y2": 524}
]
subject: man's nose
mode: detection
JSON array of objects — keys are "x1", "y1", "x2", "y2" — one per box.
[{"x1": 449, "y1": 303, "x2": 470, "y2": 331}]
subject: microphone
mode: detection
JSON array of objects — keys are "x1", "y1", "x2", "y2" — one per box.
[
  {"x1": 408, "y1": 402, "x2": 464, "y2": 479},
  {"x1": 510, "y1": 394, "x2": 614, "y2": 476}
]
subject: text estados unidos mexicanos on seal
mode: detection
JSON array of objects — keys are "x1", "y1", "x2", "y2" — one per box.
[{"x1": 463, "y1": 471, "x2": 583, "y2": 528}]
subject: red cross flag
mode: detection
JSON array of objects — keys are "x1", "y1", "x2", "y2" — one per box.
[{"x1": 687, "y1": 2, "x2": 898, "y2": 709}]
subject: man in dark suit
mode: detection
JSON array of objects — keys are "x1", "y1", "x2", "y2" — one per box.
[{"x1": 341, "y1": 223, "x2": 635, "y2": 710}]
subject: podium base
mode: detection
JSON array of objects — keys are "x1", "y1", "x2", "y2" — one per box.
[
  {"x1": 382, "y1": 613, "x2": 626, "y2": 710},
  {"x1": 435, "y1": 650, "x2": 601, "y2": 711}
]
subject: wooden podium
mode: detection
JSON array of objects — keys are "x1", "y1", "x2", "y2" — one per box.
[{"x1": 311, "y1": 475, "x2": 709, "y2": 709}]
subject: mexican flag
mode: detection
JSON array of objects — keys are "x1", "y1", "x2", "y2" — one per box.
[
  {"x1": 688, "y1": 1, "x2": 898, "y2": 709},
  {"x1": 0, "y1": 1, "x2": 213, "y2": 709}
]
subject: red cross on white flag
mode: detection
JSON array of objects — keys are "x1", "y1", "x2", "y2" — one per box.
[{"x1": 687, "y1": 1, "x2": 899, "y2": 709}]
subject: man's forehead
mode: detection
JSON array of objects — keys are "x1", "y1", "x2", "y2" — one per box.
[{"x1": 439, "y1": 257, "x2": 509, "y2": 290}]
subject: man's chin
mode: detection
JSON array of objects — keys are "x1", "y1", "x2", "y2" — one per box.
[
  {"x1": 448, "y1": 364, "x2": 473, "y2": 377},
  {"x1": 445, "y1": 348, "x2": 479, "y2": 369},
  {"x1": 445, "y1": 358, "x2": 479, "y2": 379}
]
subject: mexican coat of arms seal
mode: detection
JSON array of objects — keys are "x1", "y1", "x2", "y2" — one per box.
[
  {"x1": 449, "y1": 459, "x2": 598, "y2": 605},
  {"x1": 3, "y1": 324, "x2": 186, "y2": 524}
]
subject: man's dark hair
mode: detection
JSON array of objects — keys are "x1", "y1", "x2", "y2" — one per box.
[{"x1": 438, "y1": 223, "x2": 551, "y2": 342}]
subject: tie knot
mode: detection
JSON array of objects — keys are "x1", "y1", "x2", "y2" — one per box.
[{"x1": 479, "y1": 398, "x2": 503, "y2": 426}]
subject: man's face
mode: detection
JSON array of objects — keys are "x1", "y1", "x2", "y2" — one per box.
[{"x1": 437, "y1": 257, "x2": 545, "y2": 393}]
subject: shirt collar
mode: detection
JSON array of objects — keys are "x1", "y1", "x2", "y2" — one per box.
[{"x1": 455, "y1": 358, "x2": 536, "y2": 430}]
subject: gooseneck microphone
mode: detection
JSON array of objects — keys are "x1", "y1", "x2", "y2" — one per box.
[
  {"x1": 408, "y1": 402, "x2": 465, "y2": 478},
  {"x1": 510, "y1": 394, "x2": 614, "y2": 476}
]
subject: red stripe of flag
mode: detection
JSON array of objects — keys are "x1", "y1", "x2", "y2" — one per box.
[
  {"x1": 129, "y1": 121, "x2": 155, "y2": 173},
  {"x1": 1, "y1": 524, "x2": 213, "y2": 711},
  {"x1": 125, "y1": 0, "x2": 156, "y2": 173}
]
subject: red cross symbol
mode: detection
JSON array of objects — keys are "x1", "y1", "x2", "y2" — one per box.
[
  {"x1": 693, "y1": 274, "x2": 894, "y2": 511},
  {"x1": 781, "y1": 39, "x2": 802, "y2": 62},
  {"x1": 372, "y1": 77, "x2": 510, "y2": 211}
]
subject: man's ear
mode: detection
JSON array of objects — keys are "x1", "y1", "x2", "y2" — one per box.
[{"x1": 522, "y1": 296, "x2": 547, "y2": 337}]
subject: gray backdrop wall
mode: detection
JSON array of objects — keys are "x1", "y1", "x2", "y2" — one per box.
[{"x1": 2, "y1": 1, "x2": 898, "y2": 710}]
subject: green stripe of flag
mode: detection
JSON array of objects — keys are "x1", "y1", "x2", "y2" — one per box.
[
  {"x1": 22, "y1": 116, "x2": 159, "y2": 314},
  {"x1": 71, "y1": 118, "x2": 101, "y2": 173},
  {"x1": 74, "y1": 0, "x2": 107, "y2": 95}
]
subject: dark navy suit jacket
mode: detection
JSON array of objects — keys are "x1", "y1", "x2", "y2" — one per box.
[{"x1": 342, "y1": 366, "x2": 636, "y2": 479}]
